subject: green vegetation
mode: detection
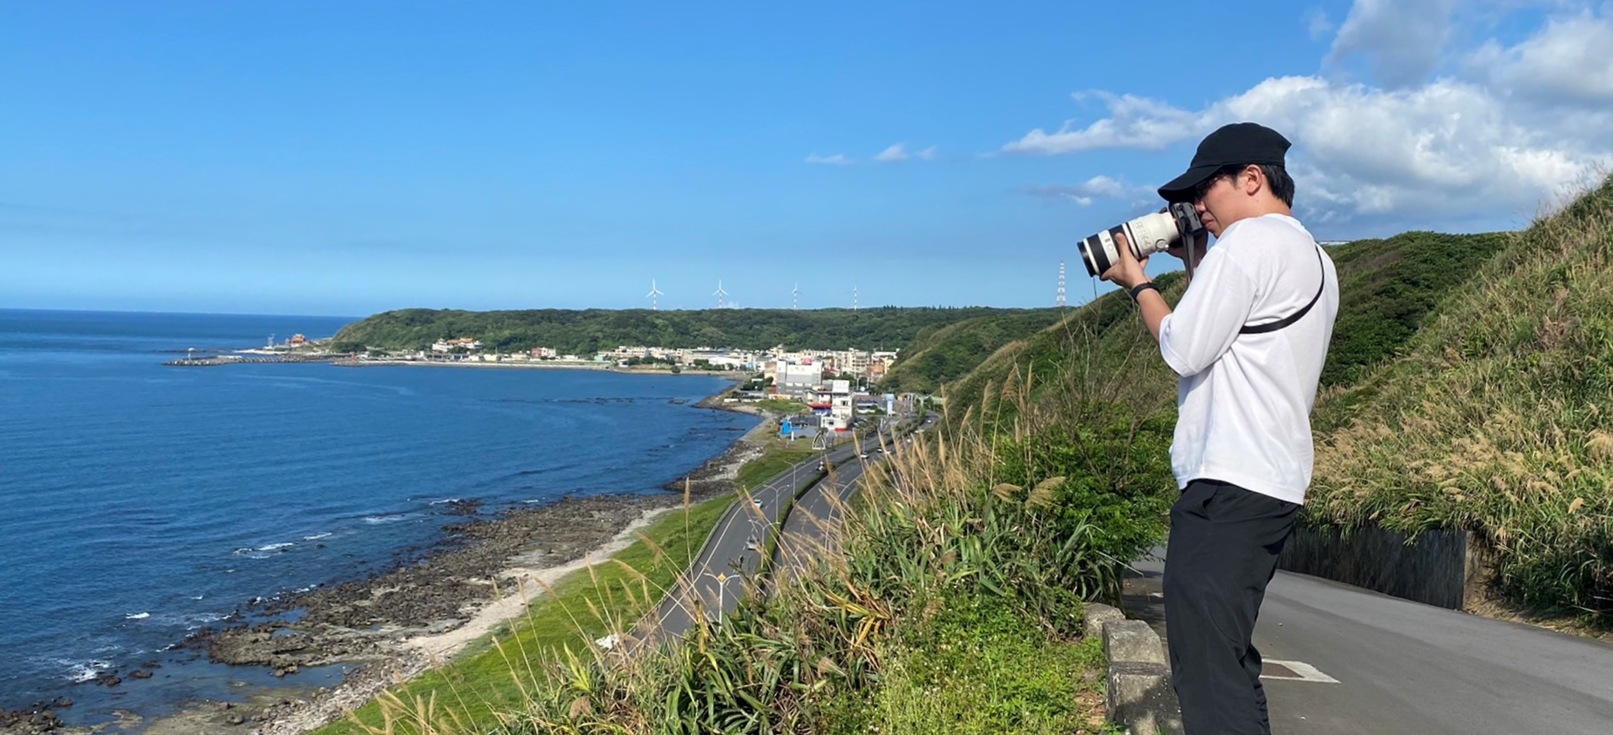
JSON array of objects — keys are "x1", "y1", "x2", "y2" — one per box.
[
  {"x1": 317, "y1": 494, "x2": 732, "y2": 735},
  {"x1": 330, "y1": 306, "x2": 1064, "y2": 355},
  {"x1": 940, "y1": 271, "x2": 1186, "y2": 433},
  {"x1": 1322, "y1": 230, "x2": 1509, "y2": 388},
  {"x1": 826, "y1": 592, "x2": 1113, "y2": 734},
  {"x1": 750, "y1": 398, "x2": 805, "y2": 415},
  {"x1": 734, "y1": 437, "x2": 820, "y2": 491},
  {"x1": 484, "y1": 387, "x2": 1151, "y2": 733},
  {"x1": 352, "y1": 373, "x2": 1144, "y2": 733},
  {"x1": 1308, "y1": 176, "x2": 1613, "y2": 619},
  {"x1": 878, "y1": 310, "x2": 1071, "y2": 394}
]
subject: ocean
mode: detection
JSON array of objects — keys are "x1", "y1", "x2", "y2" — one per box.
[{"x1": 0, "y1": 309, "x2": 757, "y2": 728}]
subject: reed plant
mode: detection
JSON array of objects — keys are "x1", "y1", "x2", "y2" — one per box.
[{"x1": 1308, "y1": 175, "x2": 1613, "y2": 619}]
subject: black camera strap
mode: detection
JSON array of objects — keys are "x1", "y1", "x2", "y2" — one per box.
[{"x1": 1239, "y1": 246, "x2": 1327, "y2": 335}]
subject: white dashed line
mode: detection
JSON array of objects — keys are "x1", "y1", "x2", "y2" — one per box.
[{"x1": 1261, "y1": 659, "x2": 1340, "y2": 683}]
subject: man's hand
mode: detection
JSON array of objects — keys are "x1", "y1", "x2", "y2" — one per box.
[{"x1": 1099, "y1": 231, "x2": 1150, "y2": 288}]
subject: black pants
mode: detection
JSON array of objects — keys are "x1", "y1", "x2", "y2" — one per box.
[{"x1": 1164, "y1": 479, "x2": 1299, "y2": 735}]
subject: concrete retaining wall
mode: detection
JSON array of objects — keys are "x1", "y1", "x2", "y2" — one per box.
[
  {"x1": 1278, "y1": 523, "x2": 1493, "y2": 610},
  {"x1": 1086, "y1": 602, "x2": 1183, "y2": 735}
]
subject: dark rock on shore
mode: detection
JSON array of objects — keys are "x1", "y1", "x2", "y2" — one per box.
[
  {"x1": 185, "y1": 489, "x2": 708, "y2": 682},
  {"x1": 0, "y1": 700, "x2": 88, "y2": 735}
]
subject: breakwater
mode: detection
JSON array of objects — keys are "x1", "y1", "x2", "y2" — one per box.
[{"x1": 163, "y1": 354, "x2": 337, "y2": 366}]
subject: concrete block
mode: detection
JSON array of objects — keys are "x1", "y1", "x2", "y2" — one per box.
[
  {"x1": 1083, "y1": 602, "x2": 1126, "y2": 641},
  {"x1": 1107, "y1": 661, "x2": 1184, "y2": 735},
  {"x1": 1103, "y1": 619, "x2": 1168, "y2": 666}
]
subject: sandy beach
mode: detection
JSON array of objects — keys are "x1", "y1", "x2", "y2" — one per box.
[{"x1": 105, "y1": 399, "x2": 773, "y2": 735}]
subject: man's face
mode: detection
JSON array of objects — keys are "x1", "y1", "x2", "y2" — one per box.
[{"x1": 1191, "y1": 171, "x2": 1237, "y2": 238}]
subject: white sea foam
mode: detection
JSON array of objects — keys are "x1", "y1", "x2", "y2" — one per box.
[
  {"x1": 60, "y1": 658, "x2": 113, "y2": 683},
  {"x1": 232, "y1": 542, "x2": 294, "y2": 559},
  {"x1": 303, "y1": 532, "x2": 332, "y2": 540},
  {"x1": 125, "y1": 612, "x2": 150, "y2": 620},
  {"x1": 428, "y1": 498, "x2": 461, "y2": 505},
  {"x1": 150, "y1": 611, "x2": 225, "y2": 630},
  {"x1": 363, "y1": 514, "x2": 409, "y2": 525}
]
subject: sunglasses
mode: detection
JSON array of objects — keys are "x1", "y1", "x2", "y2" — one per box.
[{"x1": 1191, "y1": 173, "x2": 1230, "y2": 203}]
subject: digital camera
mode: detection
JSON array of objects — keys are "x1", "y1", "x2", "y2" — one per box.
[{"x1": 1077, "y1": 203, "x2": 1205, "y2": 277}]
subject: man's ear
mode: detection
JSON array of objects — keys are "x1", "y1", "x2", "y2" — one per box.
[{"x1": 1241, "y1": 165, "x2": 1265, "y2": 197}]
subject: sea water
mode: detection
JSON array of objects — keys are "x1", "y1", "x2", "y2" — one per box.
[{"x1": 0, "y1": 309, "x2": 757, "y2": 727}]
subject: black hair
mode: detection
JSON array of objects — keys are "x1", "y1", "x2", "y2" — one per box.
[
  {"x1": 1260, "y1": 164, "x2": 1295, "y2": 207},
  {"x1": 1215, "y1": 163, "x2": 1295, "y2": 207}
]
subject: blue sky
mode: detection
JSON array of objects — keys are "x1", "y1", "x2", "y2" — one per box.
[{"x1": 3, "y1": 1, "x2": 1610, "y2": 316}]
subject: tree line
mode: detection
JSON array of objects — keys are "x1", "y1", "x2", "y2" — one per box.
[{"x1": 329, "y1": 306, "x2": 1068, "y2": 356}]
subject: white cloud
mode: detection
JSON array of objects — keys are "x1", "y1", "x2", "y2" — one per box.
[
  {"x1": 1306, "y1": 7, "x2": 1335, "y2": 40},
  {"x1": 1000, "y1": 2, "x2": 1613, "y2": 229},
  {"x1": 1020, "y1": 175, "x2": 1133, "y2": 206},
  {"x1": 1216, "y1": 76, "x2": 1608, "y2": 218},
  {"x1": 875, "y1": 143, "x2": 938, "y2": 163},
  {"x1": 1327, "y1": 0, "x2": 1459, "y2": 87},
  {"x1": 1468, "y1": 10, "x2": 1613, "y2": 105},
  {"x1": 1000, "y1": 92, "x2": 1200, "y2": 154},
  {"x1": 805, "y1": 153, "x2": 853, "y2": 166}
]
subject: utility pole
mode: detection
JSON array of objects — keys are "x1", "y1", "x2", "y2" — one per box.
[{"x1": 1056, "y1": 261, "x2": 1067, "y2": 307}]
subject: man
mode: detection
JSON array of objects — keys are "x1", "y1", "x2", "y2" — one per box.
[{"x1": 1099, "y1": 122, "x2": 1339, "y2": 734}]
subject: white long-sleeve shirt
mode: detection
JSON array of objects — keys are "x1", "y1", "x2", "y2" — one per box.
[{"x1": 1157, "y1": 213, "x2": 1339, "y2": 505}]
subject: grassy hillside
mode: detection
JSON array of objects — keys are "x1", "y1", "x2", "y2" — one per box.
[
  {"x1": 941, "y1": 230, "x2": 1509, "y2": 432},
  {"x1": 878, "y1": 310, "x2": 1071, "y2": 394},
  {"x1": 1308, "y1": 177, "x2": 1613, "y2": 618},
  {"x1": 1323, "y1": 230, "x2": 1510, "y2": 388}
]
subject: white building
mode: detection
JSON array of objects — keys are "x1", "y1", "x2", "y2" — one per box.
[
  {"x1": 430, "y1": 337, "x2": 482, "y2": 353},
  {"x1": 776, "y1": 359, "x2": 824, "y2": 398}
]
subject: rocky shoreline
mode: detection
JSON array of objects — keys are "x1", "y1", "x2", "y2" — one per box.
[{"x1": 1, "y1": 400, "x2": 767, "y2": 735}]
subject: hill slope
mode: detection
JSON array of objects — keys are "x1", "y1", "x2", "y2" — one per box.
[
  {"x1": 1308, "y1": 177, "x2": 1613, "y2": 618},
  {"x1": 330, "y1": 306, "x2": 1063, "y2": 356},
  {"x1": 878, "y1": 310, "x2": 1071, "y2": 394},
  {"x1": 941, "y1": 229, "x2": 1510, "y2": 431}
]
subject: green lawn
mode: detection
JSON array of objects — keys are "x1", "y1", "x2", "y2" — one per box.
[
  {"x1": 310, "y1": 494, "x2": 732, "y2": 735},
  {"x1": 751, "y1": 398, "x2": 806, "y2": 415},
  {"x1": 734, "y1": 438, "x2": 820, "y2": 491}
]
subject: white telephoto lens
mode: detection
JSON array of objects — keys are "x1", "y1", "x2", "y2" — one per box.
[{"x1": 1121, "y1": 211, "x2": 1181, "y2": 259}]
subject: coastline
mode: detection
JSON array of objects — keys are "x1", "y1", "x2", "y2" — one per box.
[
  {"x1": 326, "y1": 357, "x2": 750, "y2": 378},
  {"x1": 121, "y1": 387, "x2": 766, "y2": 735}
]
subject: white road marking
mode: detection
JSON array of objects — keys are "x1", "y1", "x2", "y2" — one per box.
[{"x1": 1261, "y1": 659, "x2": 1340, "y2": 683}]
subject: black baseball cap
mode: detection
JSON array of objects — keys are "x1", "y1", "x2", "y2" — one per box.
[{"x1": 1157, "y1": 122, "x2": 1291, "y2": 203}]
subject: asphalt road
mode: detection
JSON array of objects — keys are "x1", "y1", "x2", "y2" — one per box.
[
  {"x1": 1124, "y1": 551, "x2": 1613, "y2": 734},
  {"x1": 632, "y1": 415, "x2": 922, "y2": 647}
]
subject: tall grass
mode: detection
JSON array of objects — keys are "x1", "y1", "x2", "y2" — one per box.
[
  {"x1": 1308, "y1": 176, "x2": 1613, "y2": 619},
  {"x1": 340, "y1": 345, "x2": 1172, "y2": 732},
  {"x1": 313, "y1": 494, "x2": 731, "y2": 735},
  {"x1": 507, "y1": 299, "x2": 1175, "y2": 730}
]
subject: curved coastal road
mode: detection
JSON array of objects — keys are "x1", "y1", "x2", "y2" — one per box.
[{"x1": 632, "y1": 416, "x2": 917, "y2": 647}]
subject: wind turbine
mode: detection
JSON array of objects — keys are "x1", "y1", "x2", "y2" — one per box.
[
  {"x1": 713, "y1": 280, "x2": 728, "y2": 309},
  {"x1": 646, "y1": 279, "x2": 664, "y2": 311}
]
